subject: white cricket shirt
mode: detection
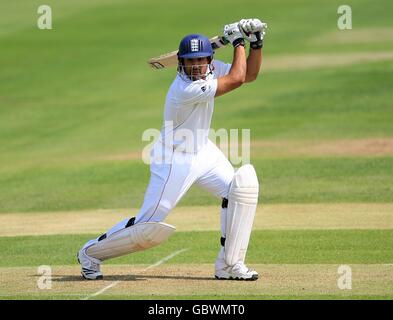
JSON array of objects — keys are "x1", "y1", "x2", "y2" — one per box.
[{"x1": 159, "y1": 60, "x2": 231, "y2": 153}]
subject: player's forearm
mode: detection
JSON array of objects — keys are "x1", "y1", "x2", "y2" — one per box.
[
  {"x1": 245, "y1": 48, "x2": 262, "y2": 82},
  {"x1": 228, "y1": 45, "x2": 247, "y2": 84},
  {"x1": 215, "y1": 46, "x2": 247, "y2": 97}
]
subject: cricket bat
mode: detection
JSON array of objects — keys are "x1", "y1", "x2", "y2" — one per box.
[{"x1": 148, "y1": 36, "x2": 229, "y2": 70}]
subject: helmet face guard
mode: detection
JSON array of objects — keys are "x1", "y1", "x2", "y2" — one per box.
[
  {"x1": 177, "y1": 58, "x2": 214, "y2": 82},
  {"x1": 177, "y1": 34, "x2": 214, "y2": 81}
]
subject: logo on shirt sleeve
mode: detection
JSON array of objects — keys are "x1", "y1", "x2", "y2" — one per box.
[{"x1": 201, "y1": 86, "x2": 206, "y2": 92}]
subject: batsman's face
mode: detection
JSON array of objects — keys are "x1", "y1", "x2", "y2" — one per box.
[{"x1": 183, "y1": 57, "x2": 209, "y2": 81}]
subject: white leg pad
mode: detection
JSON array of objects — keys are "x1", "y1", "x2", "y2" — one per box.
[
  {"x1": 86, "y1": 222, "x2": 175, "y2": 261},
  {"x1": 225, "y1": 164, "x2": 259, "y2": 266}
]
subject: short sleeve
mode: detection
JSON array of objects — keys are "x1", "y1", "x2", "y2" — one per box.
[
  {"x1": 213, "y1": 60, "x2": 232, "y2": 78},
  {"x1": 178, "y1": 78, "x2": 218, "y2": 104}
]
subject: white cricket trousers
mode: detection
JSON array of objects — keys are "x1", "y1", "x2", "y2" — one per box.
[{"x1": 82, "y1": 139, "x2": 234, "y2": 251}]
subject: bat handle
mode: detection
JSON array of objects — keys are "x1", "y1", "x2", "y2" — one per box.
[{"x1": 220, "y1": 36, "x2": 230, "y2": 45}]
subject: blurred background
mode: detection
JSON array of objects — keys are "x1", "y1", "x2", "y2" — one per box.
[{"x1": 0, "y1": 0, "x2": 392, "y2": 212}]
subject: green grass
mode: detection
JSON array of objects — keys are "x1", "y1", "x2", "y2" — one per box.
[
  {"x1": 1, "y1": 59, "x2": 393, "y2": 165},
  {"x1": 1, "y1": 157, "x2": 392, "y2": 212},
  {"x1": 218, "y1": 61, "x2": 393, "y2": 140},
  {"x1": 1, "y1": 0, "x2": 393, "y2": 163},
  {"x1": 1, "y1": 230, "x2": 392, "y2": 267},
  {"x1": 1, "y1": 1, "x2": 392, "y2": 214},
  {"x1": 1, "y1": 0, "x2": 393, "y2": 300}
]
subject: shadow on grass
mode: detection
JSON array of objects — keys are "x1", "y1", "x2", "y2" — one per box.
[{"x1": 30, "y1": 274, "x2": 216, "y2": 282}]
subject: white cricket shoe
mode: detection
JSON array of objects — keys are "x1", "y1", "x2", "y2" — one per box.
[
  {"x1": 77, "y1": 249, "x2": 103, "y2": 280},
  {"x1": 215, "y1": 248, "x2": 258, "y2": 281}
]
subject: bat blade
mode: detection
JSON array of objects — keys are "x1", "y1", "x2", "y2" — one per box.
[{"x1": 148, "y1": 36, "x2": 229, "y2": 70}]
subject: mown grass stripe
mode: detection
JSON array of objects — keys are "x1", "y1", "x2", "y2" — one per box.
[
  {"x1": 1, "y1": 157, "x2": 393, "y2": 213},
  {"x1": 1, "y1": 230, "x2": 392, "y2": 267},
  {"x1": 1, "y1": 203, "x2": 393, "y2": 236}
]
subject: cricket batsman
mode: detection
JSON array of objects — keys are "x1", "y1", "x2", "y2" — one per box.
[{"x1": 78, "y1": 18, "x2": 267, "y2": 280}]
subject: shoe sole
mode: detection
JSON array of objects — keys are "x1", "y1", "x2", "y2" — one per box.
[
  {"x1": 77, "y1": 252, "x2": 103, "y2": 280},
  {"x1": 81, "y1": 272, "x2": 103, "y2": 280},
  {"x1": 215, "y1": 274, "x2": 258, "y2": 281}
]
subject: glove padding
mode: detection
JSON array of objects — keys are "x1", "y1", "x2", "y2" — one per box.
[
  {"x1": 223, "y1": 23, "x2": 245, "y2": 48},
  {"x1": 238, "y1": 18, "x2": 267, "y2": 43}
]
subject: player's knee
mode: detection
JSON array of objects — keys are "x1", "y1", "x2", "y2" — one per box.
[
  {"x1": 224, "y1": 164, "x2": 259, "y2": 200},
  {"x1": 149, "y1": 200, "x2": 173, "y2": 222},
  {"x1": 221, "y1": 174, "x2": 234, "y2": 199}
]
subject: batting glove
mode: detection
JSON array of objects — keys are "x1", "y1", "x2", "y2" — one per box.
[
  {"x1": 223, "y1": 23, "x2": 245, "y2": 48},
  {"x1": 239, "y1": 18, "x2": 268, "y2": 49}
]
